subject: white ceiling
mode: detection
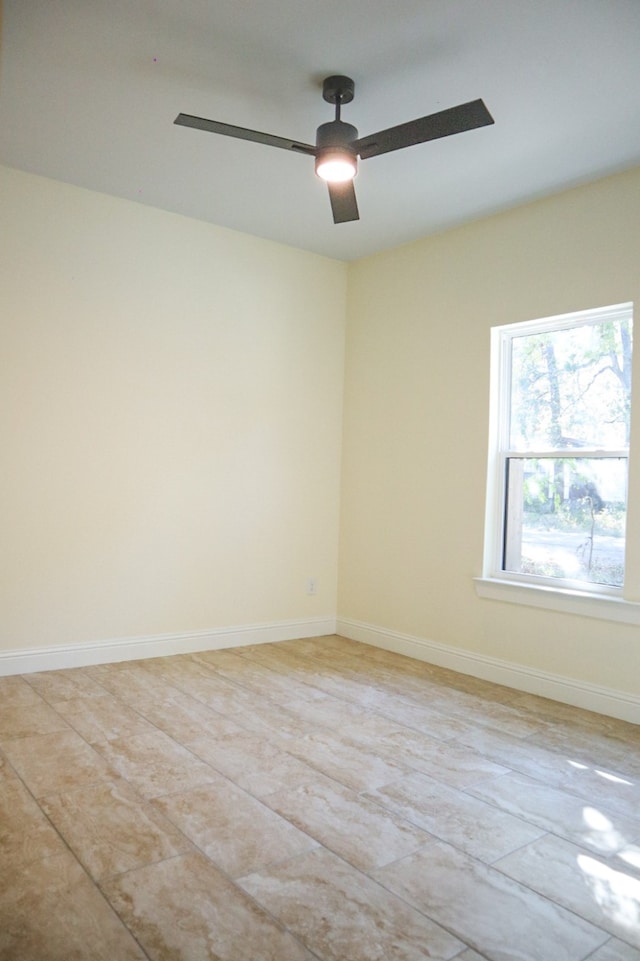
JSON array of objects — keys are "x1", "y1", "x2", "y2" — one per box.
[{"x1": 2, "y1": 1, "x2": 640, "y2": 261}]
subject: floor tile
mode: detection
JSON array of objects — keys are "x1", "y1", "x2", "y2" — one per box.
[
  {"x1": 94, "y1": 666, "x2": 183, "y2": 705},
  {"x1": 336, "y1": 652, "x2": 449, "y2": 693},
  {"x1": 369, "y1": 691, "x2": 480, "y2": 740},
  {"x1": 362, "y1": 727, "x2": 512, "y2": 788},
  {"x1": 1, "y1": 729, "x2": 115, "y2": 796},
  {"x1": 350, "y1": 707, "x2": 472, "y2": 749},
  {"x1": 186, "y1": 731, "x2": 319, "y2": 797},
  {"x1": 0, "y1": 747, "x2": 13, "y2": 781},
  {"x1": 0, "y1": 675, "x2": 47, "y2": 708},
  {"x1": 494, "y1": 833, "x2": 640, "y2": 949},
  {"x1": 365, "y1": 770, "x2": 545, "y2": 862},
  {"x1": 268, "y1": 635, "x2": 348, "y2": 658},
  {"x1": 422, "y1": 687, "x2": 549, "y2": 739},
  {"x1": 95, "y1": 730, "x2": 218, "y2": 798},
  {"x1": 282, "y1": 690, "x2": 379, "y2": 732},
  {"x1": 101, "y1": 850, "x2": 315, "y2": 960},
  {"x1": 457, "y1": 722, "x2": 579, "y2": 779},
  {"x1": 153, "y1": 777, "x2": 317, "y2": 877},
  {"x1": 0, "y1": 775, "x2": 67, "y2": 868},
  {"x1": 313, "y1": 669, "x2": 432, "y2": 712},
  {"x1": 364, "y1": 670, "x2": 546, "y2": 739},
  {"x1": 535, "y1": 758, "x2": 640, "y2": 823},
  {"x1": 171, "y1": 668, "x2": 309, "y2": 739},
  {"x1": 239, "y1": 846, "x2": 466, "y2": 961},
  {"x1": 283, "y1": 729, "x2": 410, "y2": 791},
  {"x1": 134, "y1": 691, "x2": 245, "y2": 743},
  {"x1": 458, "y1": 725, "x2": 640, "y2": 820},
  {"x1": 510, "y1": 692, "x2": 639, "y2": 740},
  {"x1": 584, "y1": 939, "x2": 640, "y2": 959},
  {"x1": 378, "y1": 696, "x2": 484, "y2": 743},
  {"x1": 194, "y1": 652, "x2": 327, "y2": 702},
  {"x1": 0, "y1": 699, "x2": 71, "y2": 739},
  {"x1": 236, "y1": 644, "x2": 327, "y2": 676},
  {"x1": 188, "y1": 648, "x2": 254, "y2": 670},
  {"x1": 138, "y1": 655, "x2": 219, "y2": 690},
  {"x1": 228, "y1": 694, "x2": 311, "y2": 739},
  {"x1": 529, "y1": 725, "x2": 640, "y2": 779},
  {"x1": 0, "y1": 850, "x2": 147, "y2": 960},
  {"x1": 263, "y1": 770, "x2": 432, "y2": 870},
  {"x1": 292, "y1": 690, "x2": 468, "y2": 754},
  {"x1": 372, "y1": 840, "x2": 609, "y2": 961},
  {"x1": 52, "y1": 693, "x2": 157, "y2": 743},
  {"x1": 141, "y1": 651, "x2": 208, "y2": 677},
  {"x1": 24, "y1": 667, "x2": 108, "y2": 703},
  {"x1": 469, "y1": 770, "x2": 640, "y2": 854},
  {"x1": 41, "y1": 778, "x2": 192, "y2": 881},
  {"x1": 238, "y1": 646, "x2": 380, "y2": 703}
]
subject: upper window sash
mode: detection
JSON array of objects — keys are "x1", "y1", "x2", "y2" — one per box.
[{"x1": 494, "y1": 302, "x2": 632, "y2": 455}]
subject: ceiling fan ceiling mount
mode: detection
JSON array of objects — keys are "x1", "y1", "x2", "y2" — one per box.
[
  {"x1": 322, "y1": 75, "x2": 355, "y2": 106},
  {"x1": 174, "y1": 74, "x2": 494, "y2": 225}
]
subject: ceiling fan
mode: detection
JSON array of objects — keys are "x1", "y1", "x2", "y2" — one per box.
[{"x1": 175, "y1": 75, "x2": 494, "y2": 224}]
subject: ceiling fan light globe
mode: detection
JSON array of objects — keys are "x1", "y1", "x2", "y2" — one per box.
[{"x1": 315, "y1": 152, "x2": 357, "y2": 183}]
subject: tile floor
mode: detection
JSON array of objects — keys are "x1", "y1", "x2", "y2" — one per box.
[{"x1": 0, "y1": 634, "x2": 639, "y2": 961}]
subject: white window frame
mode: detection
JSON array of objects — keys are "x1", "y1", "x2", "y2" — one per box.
[{"x1": 476, "y1": 302, "x2": 640, "y2": 624}]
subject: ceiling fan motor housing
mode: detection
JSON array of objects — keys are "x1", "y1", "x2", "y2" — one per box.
[
  {"x1": 315, "y1": 120, "x2": 359, "y2": 176},
  {"x1": 316, "y1": 120, "x2": 358, "y2": 150}
]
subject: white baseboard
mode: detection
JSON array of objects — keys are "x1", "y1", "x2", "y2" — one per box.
[
  {"x1": 0, "y1": 616, "x2": 337, "y2": 677},
  {"x1": 5, "y1": 612, "x2": 637, "y2": 725},
  {"x1": 336, "y1": 617, "x2": 640, "y2": 725}
]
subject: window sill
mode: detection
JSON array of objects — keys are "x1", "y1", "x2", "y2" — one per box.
[{"x1": 474, "y1": 577, "x2": 640, "y2": 625}]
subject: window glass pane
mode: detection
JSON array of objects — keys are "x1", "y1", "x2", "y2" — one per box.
[
  {"x1": 503, "y1": 457, "x2": 627, "y2": 587},
  {"x1": 509, "y1": 319, "x2": 632, "y2": 451}
]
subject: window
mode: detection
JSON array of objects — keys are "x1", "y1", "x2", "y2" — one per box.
[{"x1": 484, "y1": 303, "x2": 633, "y2": 596}]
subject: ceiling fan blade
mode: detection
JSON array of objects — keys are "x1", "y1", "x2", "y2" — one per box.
[
  {"x1": 328, "y1": 180, "x2": 359, "y2": 224},
  {"x1": 174, "y1": 113, "x2": 316, "y2": 155},
  {"x1": 354, "y1": 99, "x2": 494, "y2": 160}
]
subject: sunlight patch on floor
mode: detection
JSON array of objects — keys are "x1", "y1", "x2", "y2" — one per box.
[
  {"x1": 578, "y1": 853, "x2": 640, "y2": 934},
  {"x1": 581, "y1": 806, "x2": 630, "y2": 853}
]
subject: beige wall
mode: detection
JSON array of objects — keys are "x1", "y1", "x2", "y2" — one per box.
[
  {"x1": 2, "y1": 159, "x2": 639, "y2": 704},
  {"x1": 339, "y1": 167, "x2": 640, "y2": 698},
  {"x1": 0, "y1": 165, "x2": 346, "y2": 651}
]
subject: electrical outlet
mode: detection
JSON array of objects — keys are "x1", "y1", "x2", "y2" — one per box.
[{"x1": 306, "y1": 577, "x2": 318, "y2": 595}]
